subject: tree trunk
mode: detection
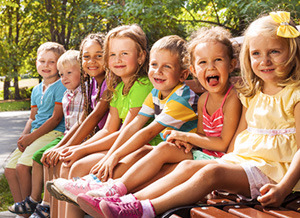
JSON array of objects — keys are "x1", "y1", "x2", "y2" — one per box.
[
  {"x1": 3, "y1": 79, "x2": 10, "y2": 100},
  {"x1": 14, "y1": 76, "x2": 21, "y2": 100}
]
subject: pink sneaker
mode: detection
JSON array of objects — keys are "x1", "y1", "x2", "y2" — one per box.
[
  {"x1": 100, "y1": 200, "x2": 143, "y2": 218},
  {"x1": 53, "y1": 178, "x2": 109, "y2": 203},
  {"x1": 87, "y1": 181, "x2": 127, "y2": 197},
  {"x1": 77, "y1": 193, "x2": 122, "y2": 218}
]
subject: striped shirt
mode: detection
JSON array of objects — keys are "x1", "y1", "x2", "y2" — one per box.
[
  {"x1": 62, "y1": 86, "x2": 83, "y2": 134},
  {"x1": 202, "y1": 85, "x2": 233, "y2": 157},
  {"x1": 139, "y1": 83, "x2": 198, "y2": 141}
]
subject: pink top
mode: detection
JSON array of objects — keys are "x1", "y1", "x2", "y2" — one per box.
[{"x1": 202, "y1": 85, "x2": 233, "y2": 158}]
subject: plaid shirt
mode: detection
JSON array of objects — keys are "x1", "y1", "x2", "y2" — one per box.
[{"x1": 62, "y1": 86, "x2": 83, "y2": 134}]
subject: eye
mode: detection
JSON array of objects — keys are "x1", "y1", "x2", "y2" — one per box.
[
  {"x1": 199, "y1": 60, "x2": 206, "y2": 65},
  {"x1": 68, "y1": 71, "x2": 72, "y2": 74},
  {"x1": 83, "y1": 55, "x2": 89, "y2": 59},
  {"x1": 150, "y1": 62, "x2": 157, "y2": 67},
  {"x1": 271, "y1": 50, "x2": 280, "y2": 54},
  {"x1": 97, "y1": 54, "x2": 103, "y2": 58},
  {"x1": 251, "y1": 51, "x2": 259, "y2": 56},
  {"x1": 109, "y1": 53, "x2": 116, "y2": 57},
  {"x1": 164, "y1": 65, "x2": 171, "y2": 69},
  {"x1": 215, "y1": 58, "x2": 222, "y2": 62},
  {"x1": 51, "y1": 61, "x2": 55, "y2": 64},
  {"x1": 122, "y1": 52, "x2": 128, "y2": 55}
]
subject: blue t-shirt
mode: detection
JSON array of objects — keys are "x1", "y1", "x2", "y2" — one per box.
[{"x1": 31, "y1": 79, "x2": 66, "y2": 133}]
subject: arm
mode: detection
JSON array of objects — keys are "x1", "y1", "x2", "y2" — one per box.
[
  {"x1": 18, "y1": 104, "x2": 63, "y2": 150},
  {"x1": 60, "y1": 106, "x2": 141, "y2": 167},
  {"x1": 165, "y1": 91, "x2": 242, "y2": 152},
  {"x1": 257, "y1": 102, "x2": 300, "y2": 207}
]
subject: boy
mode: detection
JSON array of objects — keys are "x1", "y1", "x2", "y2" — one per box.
[
  {"x1": 49, "y1": 35, "x2": 199, "y2": 205},
  {"x1": 7, "y1": 50, "x2": 83, "y2": 217},
  {"x1": 4, "y1": 42, "x2": 66, "y2": 216}
]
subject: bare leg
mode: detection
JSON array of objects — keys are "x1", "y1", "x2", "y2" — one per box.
[
  {"x1": 5, "y1": 168, "x2": 23, "y2": 202},
  {"x1": 113, "y1": 145, "x2": 153, "y2": 179},
  {"x1": 16, "y1": 164, "x2": 32, "y2": 199},
  {"x1": 135, "y1": 160, "x2": 216, "y2": 200},
  {"x1": 51, "y1": 161, "x2": 62, "y2": 218},
  {"x1": 120, "y1": 142, "x2": 192, "y2": 192},
  {"x1": 31, "y1": 160, "x2": 43, "y2": 202},
  {"x1": 152, "y1": 164, "x2": 250, "y2": 215}
]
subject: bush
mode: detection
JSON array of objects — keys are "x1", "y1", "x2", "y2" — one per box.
[{"x1": 0, "y1": 174, "x2": 14, "y2": 211}]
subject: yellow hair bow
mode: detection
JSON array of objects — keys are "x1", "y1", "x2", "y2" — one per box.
[{"x1": 270, "y1": 11, "x2": 300, "y2": 38}]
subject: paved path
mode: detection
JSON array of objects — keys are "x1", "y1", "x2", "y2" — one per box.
[
  {"x1": 0, "y1": 111, "x2": 30, "y2": 175},
  {"x1": 0, "y1": 111, "x2": 30, "y2": 217}
]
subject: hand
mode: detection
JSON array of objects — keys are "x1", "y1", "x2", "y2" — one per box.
[
  {"x1": 257, "y1": 183, "x2": 289, "y2": 207},
  {"x1": 163, "y1": 130, "x2": 187, "y2": 143},
  {"x1": 59, "y1": 146, "x2": 83, "y2": 168},
  {"x1": 174, "y1": 140, "x2": 193, "y2": 153},
  {"x1": 17, "y1": 134, "x2": 32, "y2": 152},
  {"x1": 92, "y1": 154, "x2": 119, "y2": 182},
  {"x1": 41, "y1": 147, "x2": 63, "y2": 167}
]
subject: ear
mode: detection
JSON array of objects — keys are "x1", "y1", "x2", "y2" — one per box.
[
  {"x1": 179, "y1": 69, "x2": 190, "y2": 82},
  {"x1": 138, "y1": 50, "x2": 146, "y2": 65},
  {"x1": 189, "y1": 65, "x2": 196, "y2": 76},
  {"x1": 229, "y1": 58, "x2": 237, "y2": 73}
]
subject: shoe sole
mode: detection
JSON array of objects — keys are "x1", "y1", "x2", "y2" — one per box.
[
  {"x1": 46, "y1": 181, "x2": 78, "y2": 206},
  {"x1": 77, "y1": 195, "x2": 104, "y2": 218}
]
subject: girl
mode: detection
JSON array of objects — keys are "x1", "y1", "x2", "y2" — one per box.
[
  {"x1": 51, "y1": 24, "x2": 153, "y2": 218},
  {"x1": 78, "y1": 26, "x2": 242, "y2": 202},
  {"x1": 50, "y1": 35, "x2": 200, "y2": 217},
  {"x1": 39, "y1": 34, "x2": 109, "y2": 217},
  {"x1": 89, "y1": 11, "x2": 300, "y2": 217}
]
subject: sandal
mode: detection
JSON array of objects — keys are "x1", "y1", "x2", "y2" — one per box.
[
  {"x1": 8, "y1": 196, "x2": 38, "y2": 214},
  {"x1": 29, "y1": 204, "x2": 50, "y2": 218},
  {"x1": 46, "y1": 180, "x2": 78, "y2": 206}
]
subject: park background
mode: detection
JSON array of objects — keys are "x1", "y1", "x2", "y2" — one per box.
[
  {"x1": 0, "y1": 0, "x2": 300, "y2": 212},
  {"x1": 1, "y1": 0, "x2": 300, "y2": 103}
]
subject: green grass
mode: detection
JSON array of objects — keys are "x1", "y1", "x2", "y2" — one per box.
[
  {"x1": 0, "y1": 100, "x2": 30, "y2": 112},
  {"x1": 0, "y1": 174, "x2": 14, "y2": 211}
]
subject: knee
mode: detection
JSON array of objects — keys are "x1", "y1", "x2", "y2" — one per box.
[
  {"x1": 156, "y1": 142, "x2": 175, "y2": 155},
  {"x1": 198, "y1": 164, "x2": 225, "y2": 185},
  {"x1": 16, "y1": 164, "x2": 31, "y2": 176},
  {"x1": 4, "y1": 167, "x2": 15, "y2": 180},
  {"x1": 59, "y1": 164, "x2": 70, "y2": 179}
]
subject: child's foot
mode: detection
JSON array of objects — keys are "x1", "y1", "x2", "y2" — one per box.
[
  {"x1": 8, "y1": 196, "x2": 39, "y2": 214},
  {"x1": 29, "y1": 204, "x2": 50, "y2": 218},
  {"x1": 50, "y1": 177, "x2": 109, "y2": 203},
  {"x1": 46, "y1": 180, "x2": 78, "y2": 205},
  {"x1": 100, "y1": 200, "x2": 143, "y2": 218},
  {"x1": 87, "y1": 181, "x2": 127, "y2": 197}
]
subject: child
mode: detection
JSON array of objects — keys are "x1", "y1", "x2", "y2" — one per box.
[
  {"x1": 42, "y1": 33, "x2": 110, "y2": 218},
  {"x1": 50, "y1": 24, "x2": 154, "y2": 218},
  {"x1": 50, "y1": 34, "x2": 199, "y2": 218},
  {"x1": 7, "y1": 50, "x2": 83, "y2": 218},
  {"x1": 4, "y1": 42, "x2": 66, "y2": 217},
  {"x1": 79, "y1": 26, "x2": 242, "y2": 202},
  {"x1": 89, "y1": 11, "x2": 300, "y2": 217}
]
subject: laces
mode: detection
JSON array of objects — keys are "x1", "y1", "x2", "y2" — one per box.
[{"x1": 119, "y1": 202, "x2": 141, "y2": 216}]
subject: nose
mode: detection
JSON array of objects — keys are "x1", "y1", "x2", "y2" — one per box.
[
  {"x1": 261, "y1": 55, "x2": 271, "y2": 65},
  {"x1": 207, "y1": 61, "x2": 215, "y2": 70},
  {"x1": 154, "y1": 66, "x2": 163, "y2": 75}
]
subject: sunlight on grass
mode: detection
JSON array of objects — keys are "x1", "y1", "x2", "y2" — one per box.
[
  {"x1": 0, "y1": 101, "x2": 30, "y2": 112},
  {"x1": 0, "y1": 174, "x2": 14, "y2": 211}
]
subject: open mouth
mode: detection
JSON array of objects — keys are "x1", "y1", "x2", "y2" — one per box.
[
  {"x1": 207, "y1": 75, "x2": 219, "y2": 86},
  {"x1": 261, "y1": 69, "x2": 274, "y2": 73},
  {"x1": 154, "y1": 78, "x2": 166, "y2": 83}
]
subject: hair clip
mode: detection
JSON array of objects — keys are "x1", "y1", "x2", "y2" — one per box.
[{"x1": 270, "y1": 11, "x2": 300, "y2": 38}]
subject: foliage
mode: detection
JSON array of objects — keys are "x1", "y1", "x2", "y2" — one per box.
[
  {"x1": 0, "y1": 100, "x2": 30, "y2": 111},
  {"x1": 1, "y1": 0, "x2": 300, "y2": 100},
  {"x1": 0, "y1": 174, "x2": 14, "y2": 211}
]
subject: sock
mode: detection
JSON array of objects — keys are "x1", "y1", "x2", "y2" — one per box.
[
  {"x1": 29, "y1": 196, "x2": 38, "y2": 203},
  {"x1": 140, "y1": 199, "x2": 156, "y2": 218},
  {"x1": 120, "y1": 193, "x2": 136, "y2": 203},
  {"x1": 40, "y1": 201, "x2": 50, "y2": 206}
]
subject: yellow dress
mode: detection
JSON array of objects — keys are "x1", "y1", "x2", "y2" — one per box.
[{"x1": 221, "y1": 85, "x2": 300, "y2": 190}]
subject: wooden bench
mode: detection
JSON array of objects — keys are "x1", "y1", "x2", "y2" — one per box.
[{"x1": 160, "y1": 192, "x2": 300, "y2": 218}]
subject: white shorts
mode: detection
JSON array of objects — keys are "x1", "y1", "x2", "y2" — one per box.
[{"x1": 240, "y1": 163, "x2": 275, "y2": 200}]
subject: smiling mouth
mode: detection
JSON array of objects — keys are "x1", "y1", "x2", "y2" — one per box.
[
  {"x1": 261, "y1": 69, "x2": 274, "y2": 73},
  {"x1": 207, "y1": 75, "x2": 219, "y2": 83},
  {"x1": 154, "y1": 78, "x2": 165, "y2": 83}
]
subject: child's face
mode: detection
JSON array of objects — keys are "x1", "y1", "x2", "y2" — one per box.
[
  {"x1": 36, "y1": 51, "x2": 59, "y2": 81},
  {"x1": 149, "y1": 49, "x2": 185, "y2": 99},
  {"x1": 59, "y1": 63, "x2": 81, "y2": 91},
  {"x1": 191, "y1": 41, "x2": 235, "y2": 95},
  {"x1": 249, "y1": 35, "x2": 289, "y2": 88},
  {"x1": 82, "y1": 40, "x2": 105, "y2": 79},
  {"x1": 108, "y1": 37, "x2": 143, "y2": 84}
]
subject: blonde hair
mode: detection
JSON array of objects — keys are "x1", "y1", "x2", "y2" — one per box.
[
  {"x1": 79, "y1": 33, "x2": 106, "y2": 138},
  {"x1": 188, "y1": 26, "x2": 235, "y2": 67},
  {"x1": 150, "y1": 35, "x2": 190, "y2": 70},
  {"x1": 37, "y1": 42, "x2": 65, "y2": 57},
  {"x1": 57, "y1": 50, "x2": 80, "y2": 71},
  {"x1": 239, "y1": 14, "x2": 300, "y2": 97},
  {"x1": 103, "y1": 24, "x2": 148, "y2": 98}
]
